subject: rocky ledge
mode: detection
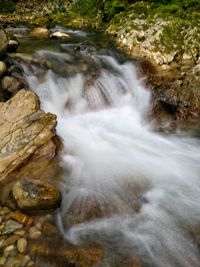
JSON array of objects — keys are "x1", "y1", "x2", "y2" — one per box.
[{"x1": 106, "y1": 2, "x2": 200, "y2": 126}]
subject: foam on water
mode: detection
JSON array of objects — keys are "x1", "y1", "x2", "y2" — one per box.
[{"x1": 22, "y1": 52, "x2": 200, "y2": 267}]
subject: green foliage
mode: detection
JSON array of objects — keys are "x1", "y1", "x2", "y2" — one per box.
[
  {"x1": 0, "y1": 0, "x2": 17, "y2": 13},
  {"x1": 71, "y1": 0, "x2": 103, "y2": 18},
  {"x1": 103, "y1": 0, "x2": 129, "y2": 20}
]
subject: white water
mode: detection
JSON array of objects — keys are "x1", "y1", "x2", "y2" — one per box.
[{"x1": 22, "y1": 51, "x2": 200, "y2": 267}]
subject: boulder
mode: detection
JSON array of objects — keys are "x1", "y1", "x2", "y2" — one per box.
[
  {"x1": 11, "y1": 179, "x2": 61, "y2": 211},
  {"x1": 0, "y1": 30, "x2": 9, "y2": 58},
  {"x1": 50, "y1": 31, "x2": 70, "y2": 39},
  {"x1": 0, "y1": 89, "x2": 57, "y2": 185},
  {"x1": 29, "y1": 27, "x2": 50, "y2": 37}
]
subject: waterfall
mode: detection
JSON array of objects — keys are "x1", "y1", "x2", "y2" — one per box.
[{"x1": 20, "y1": 42, "x2": 200, "y2": 267}]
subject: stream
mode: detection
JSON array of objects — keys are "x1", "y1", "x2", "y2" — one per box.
[{"x1": 10, "y1": 27, "x2": 200, "y2": 267}]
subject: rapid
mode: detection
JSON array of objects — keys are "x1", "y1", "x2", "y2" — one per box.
[{"x1": 16, "y1": 28, "x2": 200, "y2": 267}]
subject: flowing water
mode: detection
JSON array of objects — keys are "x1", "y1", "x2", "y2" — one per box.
[{"x1": 14, "y1": 28, "x2": 200, "y2": 267}]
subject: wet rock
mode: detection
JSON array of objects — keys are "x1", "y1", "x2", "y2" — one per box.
[
  {"x1": 1, "y1": 220, "x2": 22, "y2": 235},
  {"x1": 9, "y1": 211, "x2": 33, "y2": 226},
  {"x1": 0, "y1": 89, "x2": 57, "y2": 185},
  {"x1": 4, "y1": 254, "x2": 29, "y2": 267},
  {"x1": 0, "y1": 29, "x2": 8, "y2": 57},
  {"x1": 29, "y1": 227, "x2": 42, "y2": 240},
  {"x1": 0, "y1": 235, "x2": 19, "y2": 248},
  {"x1": 17, "y1": 238, "x2": 27, "y2": 253},
  {"x1": 29, "y1": 27, "x2": 50, "y2": 37},
  {"x1": 11, "y1": 179, "x2": 61, "y2": 211},
  {"x1": 50, "y1": 31, "x2": 70, "y2": 39},
  {"x1": 29, "y1": 238, "x2": 103, "y2": 267},
  {"x1": 152, "y1": 72, "x2": 200, "y2": 121},
  {"x1": 3, "y1": 244, "x2": 17, "y2": 257},
  {"x1": 7, "y1": 40, "x2": 19, "y2": 53},
  {"x1": 0, "y1": 61, "x2": 7, "y2": 77},
  {"x1": 1, "y1": 76, "x2": 24, "y2": 95}
]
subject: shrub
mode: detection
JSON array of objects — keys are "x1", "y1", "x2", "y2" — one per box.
[{"x1": 0, "y1": 0, "x2": 17, "y2": 13}]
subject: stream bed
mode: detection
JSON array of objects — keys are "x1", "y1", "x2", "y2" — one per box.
[{"x1": 9, "y1": 27, "x2": 200, "y2": 267}]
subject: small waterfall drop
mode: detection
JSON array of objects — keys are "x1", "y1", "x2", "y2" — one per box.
[{"x1": 20, "y1": 38, "x2": 200, "y2": 267}]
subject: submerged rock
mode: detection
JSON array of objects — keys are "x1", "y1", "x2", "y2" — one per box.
[
  {"x1": 0, "y1": 89, "x2": 57, "y2": 185},
  {"x1": 11, "y1": 179, "x2": 61, "y2": 211}
]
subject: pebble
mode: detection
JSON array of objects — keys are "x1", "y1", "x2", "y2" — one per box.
[
  {"x1": 0, "y1": 256, "x2": 6, "y2": 265},
  {"x1": 1, "y1": 235, "x2": 19, "y2": 248},
  {"x1": 27, "y1": 260, "x2": 34, "y2": 267},
  {"x1": 21, "y1": 255, "x2": 30, "y2": 266},
  {"x1": 0, "y1": 207, "x2": 10, "y2": 216},
  {"x1": 29, "y1": 227, "x2": 41, "y2": 239},
  {"x1": 17, "y1": 238, "x2": 27, "y2": 253},
  {"x1": 15, "y1": 229, "x2": 26, "y2": 237},
  {"x1": 35, "y1": 222, "x2": 42, "y2": 230},
  {"x1": 3, "y1": 245, "x2": 16, "y2": 257}
]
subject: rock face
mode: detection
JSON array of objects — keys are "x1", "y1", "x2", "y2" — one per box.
[
  {"x1": 11, "y1": 179, "x2": 61, "y2": 211},
  {"x1": 151, "y1": 71, "x2": 200, "y2": 121},
  {"x1": 0, "y1": 89, "x2": 57, "y2": 185}
]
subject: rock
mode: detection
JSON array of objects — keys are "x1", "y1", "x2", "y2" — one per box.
[
  {"x1": 11, "y1": 179, "x2": 61, "y2": 211},
  {"x1": 1, "y1": 220, "x2": 22, "y2": 235},
  {"x1": 152, "y1": 72, "x2": 200, "y2": 121},
  {"x1": 27, "y1": 261, "x2": 34, "y2": 267},
  {"x1": 0, "y1": 256, "x2": 6, "y2": 265},
  {"x1": 7, "y1": 40, "x2": 19, "y2": 53},
  {"x1": 15, "y1": 229, "x2": 26, "y2": 237},
  {"x1": 0, "y1": 235, "x2": 19, "y2": 248},
  {"x1": 0, "y1": 207, "x2": 10, "y2": 215},
  {"x1": 29, "y1": 227, "x2": 42, "y2": 239},
  {"x1": 0, "y1": 29, "x2": 8, "y2": 58},
  {"x1": 13, "y1": 139, "x2": 60, "y2": 182},
  {"x1": 9, "y1": 211, "x2": 33, "y2": 226},
  {"x1": 3, "y1": 245, "x2": 16, "y2": 257},
  {"x1": 1, "y1": 76, "x2": 24, "y2": 95},
  {"x1": 0, "y1": 61, "x2": 7, "y2": 77},
  {"x1": 0, "y1": 89, "x2": 57, "y2": 186},
  {"x1": 50, "y1": 31, "x2": 70, "y2": 39},
  {"x1": 29, "y1": 27, "x2": 50, "y2": 37},
  {"x1": 17, "y1": 238, "x2": 27, "y2": 253},
  {"x1": 4, "y1": 254, "x2": 29, "y2": 267},
  {"x1": 29, "y1": 239, "x2": 103, "y2": 267}
]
